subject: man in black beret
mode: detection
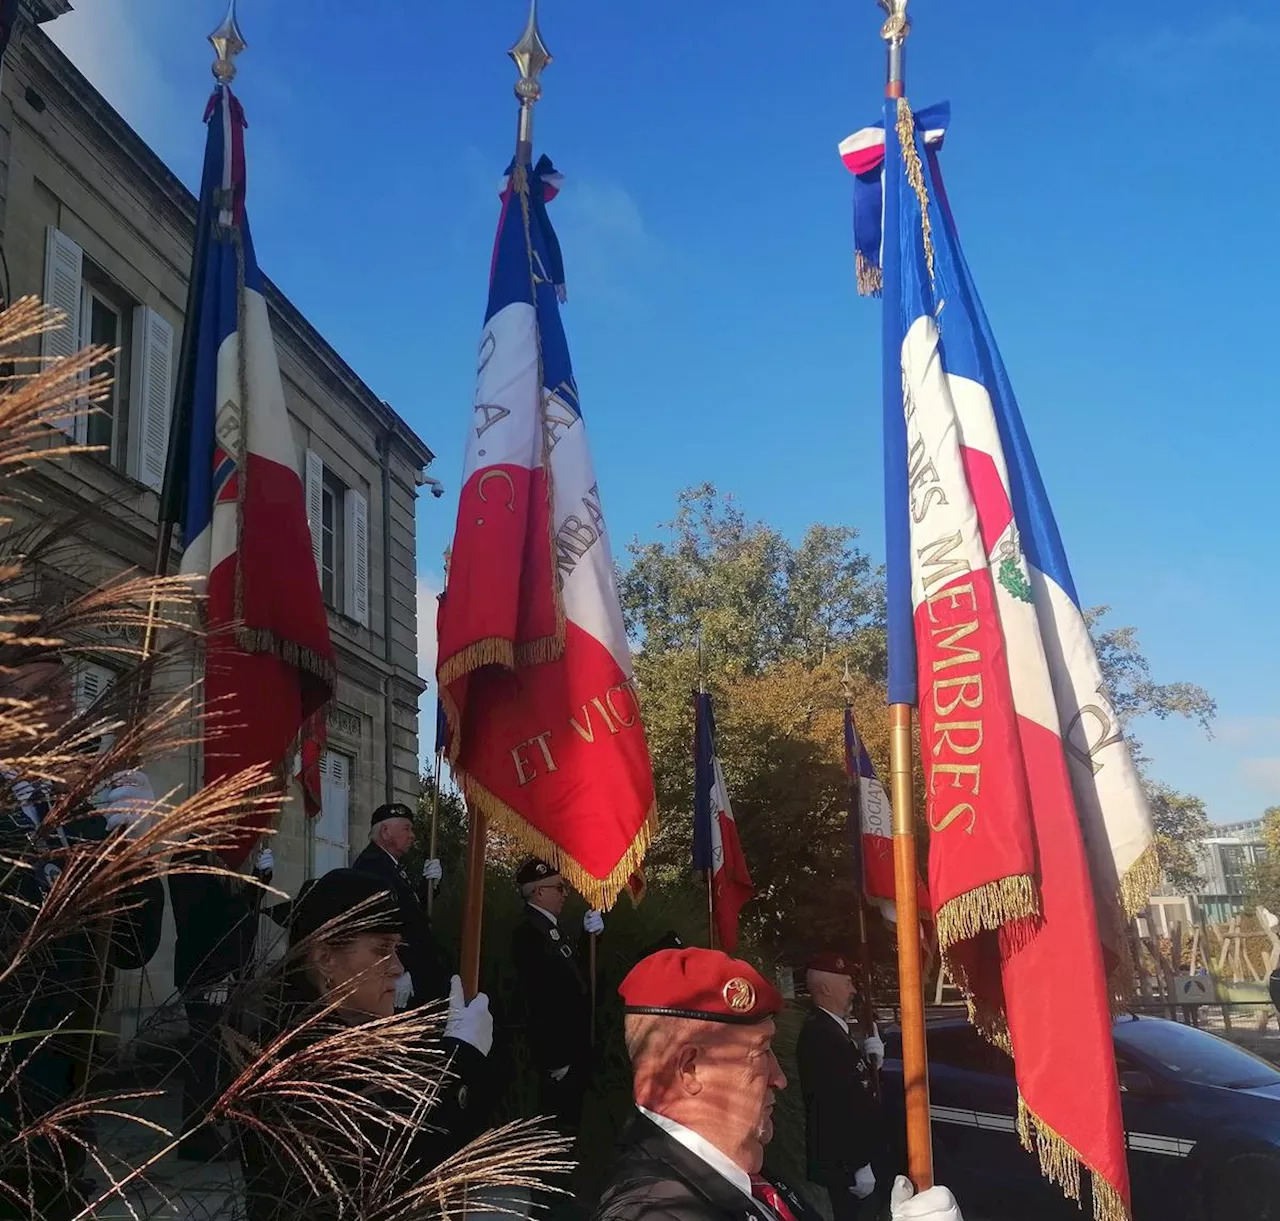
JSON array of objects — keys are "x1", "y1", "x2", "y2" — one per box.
[
  {"x1": 350, "y1": 802, "x2": 450, "y2": 1007},
  {"x1": 796, "y1": 952, "x2": 887, "y2": 1221},
  {"x1": 511, "y1": 857, "x2": 604, "y2": 1130}
]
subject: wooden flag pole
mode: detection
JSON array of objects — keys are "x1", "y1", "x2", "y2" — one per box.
[
  {"x1": 589, "y1": 932, "x2": 598, "y2": 1048},
  {"x1": 878, "y1": 0, "x2": 933, "y2": 1192},
  {"x1": 457, "y1": 0, "x2": 553, "y2": 1003},
  {"x1": 890, "y1": 702, "x2": 932, "y2": 1189}
]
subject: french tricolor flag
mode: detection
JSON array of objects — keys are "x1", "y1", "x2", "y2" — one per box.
[
  {"x1": 178, "y1": 86, "x2": 334, "y2": 863},
  {"x1": 692, "y1": 691, "x2": 753, "y2": 953},
  {"x1": 844, "y1": 704, "x2": 925, "y2": 925},
  {"x1": 437, "y1": 156, "x2": 656, "y2": 910},
  {"x1": 873, "y1": 98, "x2": 1155, "y2": 1221}
]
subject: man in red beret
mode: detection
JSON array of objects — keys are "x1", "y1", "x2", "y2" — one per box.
[
  {"x1": 796, "y1": 952, "x2": 886, "y2": 1220},
  {"x1": 592, "y1": 948, "x2": 963, "y2": 1221}
]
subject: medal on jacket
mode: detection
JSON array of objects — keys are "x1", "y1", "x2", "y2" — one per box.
[{"x1": 550, "y1": 928, "x2": 561, "y2": 941}]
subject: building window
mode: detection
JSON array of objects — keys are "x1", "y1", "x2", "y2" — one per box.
[
  {"x1": 320, "y1": 470, "x2": 346, "y2": 610},
  {"x1": 310, "y1": 749, "x2": 352, "y2": 877},
  {"x1": 41, "y1": 227, "x2": 174, "y2": 490},
  {"x1": 81, "y1": 283, "x2": 127, "y2": 466},
  {"x1": 305, "y1": 449, "x2": 370, "y2": 627}
]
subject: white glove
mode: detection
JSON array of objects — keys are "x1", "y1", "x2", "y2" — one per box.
[
  {"x1": 851, "y1": 1165, "x2": 876, "y2": 1200},
  {"x1": 890, "y1": 1176, "x2": 963, "y2": 1221},
  {"x1": 445, "y1": 974, "x2": 494, "y2": 1056},
  {"x1": 393, "y1": 971, "x2": 414, "y2": 1009},
  {"x1": 549, "y1": 1065, "x2": 570, "y2": 1082},
  {"x1": 422, "y1": 858, "x2": 443, "y2": 884},
  {"x1": 201, "y1": 975, "x2": 232, "y2": 1007},
  {"x1": 255, "y1": 848, "x2": 275, "y2": 874},
  {"x1": 863, "y1": 1033, "x2": 886, "y2": 1066},
  {"x1": 102, "y1": 769, "x2": 156, "y2": 837},
  {"x1": 583, "y1": 909, "x2": 604, "y2": 936}
]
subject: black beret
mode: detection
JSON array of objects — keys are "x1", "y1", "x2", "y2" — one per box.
[
  {"x1": 288, "y1": 869, "x2": 402, "y2": 946},
  {"x1": 515, "y1": 857, "x2": 559, "y2": 888},
  {"x1": 370, "y1": 802, "x2": 414, "y2": 826}
]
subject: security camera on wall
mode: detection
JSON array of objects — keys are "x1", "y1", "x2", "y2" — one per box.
[{"x1": 416, "y1": 472, "x2": 445, "y2": 499}]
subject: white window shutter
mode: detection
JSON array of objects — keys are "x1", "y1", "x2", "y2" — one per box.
[
  {"x1": 130, "y1": 306, "x2": 174, "y2": 491},
  {"x1": 313, "y1": 749, "x2": 352, "y2": 875},
  {"x1": 74, "y1": 662, "x2": 114, "y2": 713},
  {"x1": 344, "y1": 488, "x2": 370, "y2": 627},
  {"x1": 305, "y1": 449, "x2": 324, "y2": 575},
  {"x1": 42, "y1": 227, "x2": 85, "y2": 441}
]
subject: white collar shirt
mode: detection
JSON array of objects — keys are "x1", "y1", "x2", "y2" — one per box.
[{"x1": 637, "y1": 1106, "x2": 761, "y2": 1210}]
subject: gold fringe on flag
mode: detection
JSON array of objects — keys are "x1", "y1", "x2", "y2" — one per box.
[
  {"x1": 1118, "y1": 841, "x2": 1161, "y2": 922},
  {"x1": 933, "y1": 874, "x2": 1040, "y2": 951},
  {"x1": 458, "y1": 765, "x2": 658, "y2": 913},
  {"x1": 894, "y1": 96, "x2": 935, "y2": 286},
  {"x1": 856, "y1": 251, "x2": 883, "y2": 297},
  {"x1": 1017, "y1": 1096, "x2": 1132, "y2": 1221}
]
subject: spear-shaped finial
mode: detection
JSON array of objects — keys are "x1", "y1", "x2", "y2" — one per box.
[
  {"x1": 509, "y1": 0, "x2": 552, "y2": 165},
  {"x1": 877, "y1": 0, "x2": 910, "y2": 97},
  {"x1": 210, "y1": 0, "x2": 247, "y2": 85}
]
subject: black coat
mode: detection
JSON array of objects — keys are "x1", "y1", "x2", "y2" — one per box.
[
  {"x1": 0, "y1": 791, "x2": 165, "y2": 1218},
  {"x1": 350, "y1": 842, "x2": 451, "y2": 1004},
  {"x1": 794, "y1": 1007, "x2": 882, "y2": 1179},
  {"x1": 234, "y1": 977, "x2": 488, "y2": 1221},
  {"x1": 168, "y1": 849, "x2": 260, "y2": 992},
  {"x1": 510, "y1": 904, "x2": 590, "y2": 1073},
  {"x1": 593, "y1": 1112, "x2": 821, "y2": 1221}
]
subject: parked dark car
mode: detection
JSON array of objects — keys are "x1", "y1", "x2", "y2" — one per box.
[{"x1": 881, "y1": 1015, "x2": 1280, "y2": 1220}]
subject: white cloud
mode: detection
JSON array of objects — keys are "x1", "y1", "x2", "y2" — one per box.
[
  {"x1": 554, "y1": 178, "x2": 665, "y2": 306},
  {"x1": 46, "y1": 1, "x2": 185, "y2": 154},
  {"x1": 417, "y1": 573, "x2": 442, "y2": 680}
]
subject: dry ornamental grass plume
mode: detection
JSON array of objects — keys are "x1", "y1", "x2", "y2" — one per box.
[{"x1": 0, "y1": 299, "x2": 573, "y2": 1221}]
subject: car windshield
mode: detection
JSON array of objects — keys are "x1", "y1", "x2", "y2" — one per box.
[{"x1": 1117, "y1": 1019, "x2": 1280, "y2": 1090}]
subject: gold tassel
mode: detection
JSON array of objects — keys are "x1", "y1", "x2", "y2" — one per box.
[
  {"x1": 514, "y1": 632, "x2": 565, "y2": 669},
  {"x1": 933, "y1": 874, "x2": 1040, "y2": 950},
  {"x1": 1017, "y1": 1096, "x2": 1132, "y2": 1221},
  {"x1": 1118, "y1": 842, "x2": 1160, "y2": 922},
  {"x1": 458, "y1": 765, "x2": 658, "y2": 912},
  {"x1": 894, "y1": 96, "x2": 935, "y2": 286},
  {"x1": 856, "y1": 252, "x2": 883, "y2": 297},
  {"x1": 436, "y1": 637, "x2": 516, "y2": 688}
]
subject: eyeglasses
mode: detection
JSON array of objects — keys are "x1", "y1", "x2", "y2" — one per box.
[{"x1": 539, "y1": 881, "x2": 569, "y2": 895}]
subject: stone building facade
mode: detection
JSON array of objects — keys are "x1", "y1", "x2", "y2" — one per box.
[{"x1": 0, "y1": 8, "x2": 436, "y2": 1022}]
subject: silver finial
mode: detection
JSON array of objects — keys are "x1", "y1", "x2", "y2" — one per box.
[
  {"x1": 210, "y1": 0, "x2": 247, "y2": 85},
  {"x1": 509, "y1": 0, "x2": 552, "y2": 159},
  {"x1": 842, "y1": 658, "x2": 856, "y2": 704}
]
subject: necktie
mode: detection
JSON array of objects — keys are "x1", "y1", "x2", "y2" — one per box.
[{"x1": 750, "y1": 1175, "x2": 798, "y2": 1221}]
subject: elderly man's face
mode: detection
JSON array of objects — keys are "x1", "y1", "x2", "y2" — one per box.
[
  {"x1": 685, "y1": 1018, "x2": 787, "y2": 1173},
  {"x1": 376, "y1": 816, "x2": 415, "y2": 859}
]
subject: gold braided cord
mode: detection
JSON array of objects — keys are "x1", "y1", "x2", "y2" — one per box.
[
  {"x1": 895, "y1": 95, "x2": 935, "y2": 285},
  {"x1": 933, "y1": 874, "x2": 1040, "y2": 952},
  {"x1": 1017, "y1": 1096, "x2": 1132, "y2": 1221}
]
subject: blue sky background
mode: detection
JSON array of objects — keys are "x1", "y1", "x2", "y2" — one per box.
[{"x1": 49, "y1": 1, "x2": 1279, "y2": 824}]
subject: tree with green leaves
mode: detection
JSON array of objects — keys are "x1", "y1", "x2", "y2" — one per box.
[{"x1": 1086, "y1": 606, "x2": 1217, "y2": 890}]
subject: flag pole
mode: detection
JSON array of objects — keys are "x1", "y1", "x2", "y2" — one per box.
[
  {"x1": 843, "y1": 663, "x2": 880, "y2": 1102},
  {"x1": 140, "y1": 1, "x2": 243, "y2": 662},
  {"x1": 878, "y1": 0, "x2": 933, "y2": 1191},
  {"x1": 697, "y1": 629, "x2": 715, "y2": 948},
  {"x1": 457, "y1": 0, "x2": 553, "y2": 1002}
]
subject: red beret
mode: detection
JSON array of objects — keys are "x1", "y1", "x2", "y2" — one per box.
[
  {"x1": 807, "y1": 951, "x2": 856, "y2": 977},
  {"x1": 619, "y1": 948, "x2": 782, "y2": 1025}
]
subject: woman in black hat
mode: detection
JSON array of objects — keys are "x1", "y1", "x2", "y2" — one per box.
[{"x1": 232, "y1": 868, "x2": 495, "y2": 1221}]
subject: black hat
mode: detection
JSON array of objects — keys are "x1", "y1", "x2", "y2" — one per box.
[
  {"x1": 370, "y1": 802, "x2": 414, "y2": 826},
  {"x1": 516, "y1": 858, "x2": 560, "y2": 889},
  {"x1": 287, "y1": 869, "x2": 402, "y2": 946}
]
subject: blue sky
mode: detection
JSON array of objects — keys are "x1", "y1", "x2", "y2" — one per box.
[{"x1": 50, "y1": 1, "x2": 1279, "y2": 824}]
